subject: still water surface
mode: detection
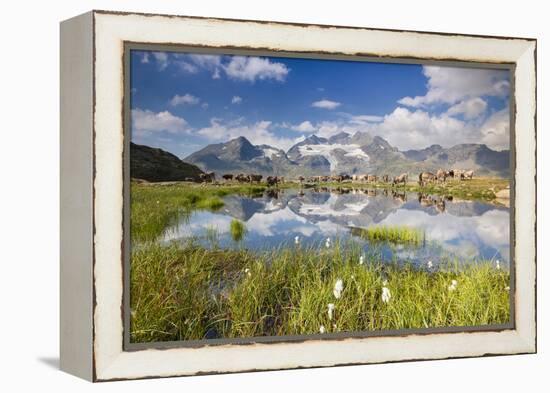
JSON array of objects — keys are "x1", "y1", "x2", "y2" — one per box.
[{"x1": 163, "y1": 188, "x2": 510, "y2": 267}]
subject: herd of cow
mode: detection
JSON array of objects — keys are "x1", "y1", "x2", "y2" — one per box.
[
  {"x1": 418, "y1": 169, "x2": 474, "y2": 186},
  {"x1": 196, "y1": 168, "x2": 474, "y2": 186}
]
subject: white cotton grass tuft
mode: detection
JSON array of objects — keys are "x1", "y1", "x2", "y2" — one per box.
[
  {"x1": 505, "y1": 286, "x2": 510, "y2": 291},
  {"x1": 294, "y1": 235, "x2": 300, "y2": 245},
  {"x1": 448, "y1": 279, "x2": 458, "y2": 291},
  {"x1": 244, "y1": 268, "x2": 251, "y2": 277},
  {"x1": 359, "y1": 255, "x2": 365, "y2": 265},
  {"x1": 333, "y1": 279, "x2": 344, "y2": 299},
  {"x1": 427, "y1": 260, "x2": 433, "y2": 269},
  {"x1": 319, "y1": 325, "x2": 326, "y2": 334},
  {"x1": 325, "y1": 237, "x2": 331, "y2": 248},
  {"x1": 496, "y1": 260, "x2": 501, "y2": 270},
  {"x1": 327, "y1": 303, "x2": 335, "y2": 320},
  {"x1": 382, "y1": 286, "x2": 391, "y2": 303}
]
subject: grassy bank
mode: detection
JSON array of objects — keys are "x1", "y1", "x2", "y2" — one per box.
[
  {"x1": 350, "y1": 225, "x2": 424, "y2": 246},
  {"x1": 131, "y1": 182, "x2": 265, "y2": 242},
  {"x1": 130, "y1": 241, "x2": 510, "y2": 343}
]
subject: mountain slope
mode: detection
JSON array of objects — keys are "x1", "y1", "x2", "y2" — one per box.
[
  {"x1": 130, "y1": 142, "x2": 203, "y2": 182},
  {"x1": 160, "y1": 132, "x2": 510, "y2": 179},
  {"x1": 185, "y1": 136, "x2": 299, "y2": 176}
]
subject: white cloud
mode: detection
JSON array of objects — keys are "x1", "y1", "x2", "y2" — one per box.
[
  {"x1": 139, "y1": 52, "x2": 289, "y2": 82},
  {"x1": 398, "y1": 66, "x2": 510, "y2": 107},
  {"x1": 312, "y1": 99, "x2": 341, "y2": 110},
  {"x1": 152, "y1": 52, "x2": 169, "y2": 71},
  {"x1": 372, "y1": 107, "x2": 472, "y2": 150},
  {"x1": 347, "y1": 114, "x2": 384, "y2": 124},
  {"x1": 188, "y1": 54, "x2": 222, "y2": 69},
  {"x1": 170, "y1": 93, "x2": 200, "y2": 106},
  {"x1": 187, "y1": 54, "x2": 223, "y2": 79},
  {"x1": 177, "y1": 61, "x2": 199, "y2": 74},
  {"x1": 290, "y1": 121, "x2": 316, "y2": 132},
  {"x1": 231, "y1": 96, "x2": 242, "y2": 104},
  {"x1": 223, "y1": 56, "x2": 290, "y2": 82},
  {"x1": 201, "y1": 102, "x2": 209, "y2": 109},
  {"x1": 131, "y1": 109, "x2": 188, "y2": 134},
  {"x1": 479, "y1": 109, "x2": 510, "y2": 151},
  {"x1": 447, "y1": 97, "x2": 488, "y2": 119},
  {"x1": 197, "y1": 118, "x2": 300, "y2": 150}
]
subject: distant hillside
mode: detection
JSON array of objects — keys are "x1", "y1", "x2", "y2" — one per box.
[
  {"x1": 171, "y1": 132, "x2": 510, "y2": 178},
  {"x1": 185, "y1": 136, "x2": 301, "y2": 176},
  {"x1": 130, "y1": 142, "x2": 203, "y2": 182}
]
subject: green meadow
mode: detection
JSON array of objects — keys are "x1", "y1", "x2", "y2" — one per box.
[{"x1": 129, "y1": 181, "x2": 510, "y2": 343}]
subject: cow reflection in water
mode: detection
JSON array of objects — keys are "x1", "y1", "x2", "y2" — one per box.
[
  {"x1": 265, "y1": 188, "x2": 280, "y2": 199},
  {"x1": 392, "y1": 190, "x2": 407, "y2": 204},
  {"x1": 418, "y1": 193, "x2": 449, "y2": 213}
]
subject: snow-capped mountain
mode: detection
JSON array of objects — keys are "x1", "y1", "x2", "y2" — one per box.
[{"x1": 181, "y1": 132, "x2": 510, "y2": 178}]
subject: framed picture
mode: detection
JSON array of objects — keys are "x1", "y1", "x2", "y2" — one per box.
[{"x1": 60, "y1": 10, "x2": 537, "y2": 381}]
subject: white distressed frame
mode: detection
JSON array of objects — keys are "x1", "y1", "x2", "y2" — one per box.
[{"x1": 62, "y1": 10, "x2": 536, "y2": 381}]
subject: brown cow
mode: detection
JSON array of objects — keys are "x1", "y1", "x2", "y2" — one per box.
[
  {"x1": 248, "y1": 174, "x2": 263, "y2": 183},
  {"x1": 418, "y1": 172, "x2": 436, "y2": 186},
  {"x1": 436, "y1": 169, "x2": 447, "y2": 183},
  {"x1": 381, "y1": 174, "x2": 390, "y2": 183},
  {"x1": 393, "y1": 173, "x2": 408, "y2": 186},
  {"x1": 266, "y1": 176, "x2": 278, "y2": 186},
  {"x1": 199, "y1": 172, "x2": 215, "y2": 183},
  {"x1": 367, "y1": 175, "x2": 378, "y2": 183},
  {"x1": 463, "y1": 170, "x2": 474, "y2": 180},
  {"x1": 235, "y1": 173, "x2": 248, "y2": 183}
]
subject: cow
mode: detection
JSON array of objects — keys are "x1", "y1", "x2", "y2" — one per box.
[
  {"x1": 436, "y1": 168, "x2": 447, "y2": 183},
  {"x1": 463, "y1": 170, "x2": 474, "y2": 180},
  {"x1": 445, "y1": 169, "x2": 455, "y2": 179},
  {"x1": 381, "y1": 174, "x2": 390, "y2": 183},
  {"x1": 392, "y1": 190, "x2": 407, "y2": 203},
  {"x1": 199, "y1": 172, "x2": 215, "y2": 183},
  {"x1": 393, "y1": 173, "x2": 408, "y2": 186},
  {"x1": 235, "y1": 173, "x2": 248, "y2": 183},
  {"x1": 266, "y1": 176, "x2": 278, "y2": 187},
  {"x1": 367, "y1": 175, "x2": 378, "y2": 183},
  {"x1": 435, "y1": 198, "x2": 446, "y2": 213},
  {"x1": 248, "y1": 174, "x2": 263, "y2": 183},
  {"x1": 418, "y1": 172, "x2": 436, "y2": 186},
  {"x1": 222, "y1": 174, "x2": 233, "y2": 182},
  {"x1": 453, "y1": 169, "x2": 465, "y2": 180},
  {"x1": 298, "y1": 176, "x2": 305, "y2": 184},
  {"x1": 332, "y1": 175, "x2": 343, "y2": 183},
  {"x1": 418, "y1": 193, "x2": 446, "y2": 213}
]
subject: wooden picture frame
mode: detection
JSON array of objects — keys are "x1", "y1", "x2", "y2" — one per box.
[{"x1": 60, "y1": 10, "x2": 536, "y2": 381}]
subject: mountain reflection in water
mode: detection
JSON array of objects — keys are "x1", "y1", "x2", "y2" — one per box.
[{"x1": 163, "y1": 188, "x2": 510, "y2": 266}]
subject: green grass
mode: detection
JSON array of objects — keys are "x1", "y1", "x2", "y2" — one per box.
[
  {"x1": 130, "y1": 241, "x2": 510, "y2": 343},
  {"x1": 230, "y1": 219, "x2": 247, "y2": 242},
  {"x1": 351, "y1": 225, "x2": 424, "y2": 246},
  {"x1": 131, "y1": 182, "x2": 266, "y2": 242}
]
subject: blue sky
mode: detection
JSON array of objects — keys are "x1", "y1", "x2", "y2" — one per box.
[{"x1": 130, "y1": 50, "x2": 510, "y2": 158}]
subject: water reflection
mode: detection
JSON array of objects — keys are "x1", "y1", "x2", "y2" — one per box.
[{"x1": 164, "y1": 188, "x2": 510, "y2": 266}]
